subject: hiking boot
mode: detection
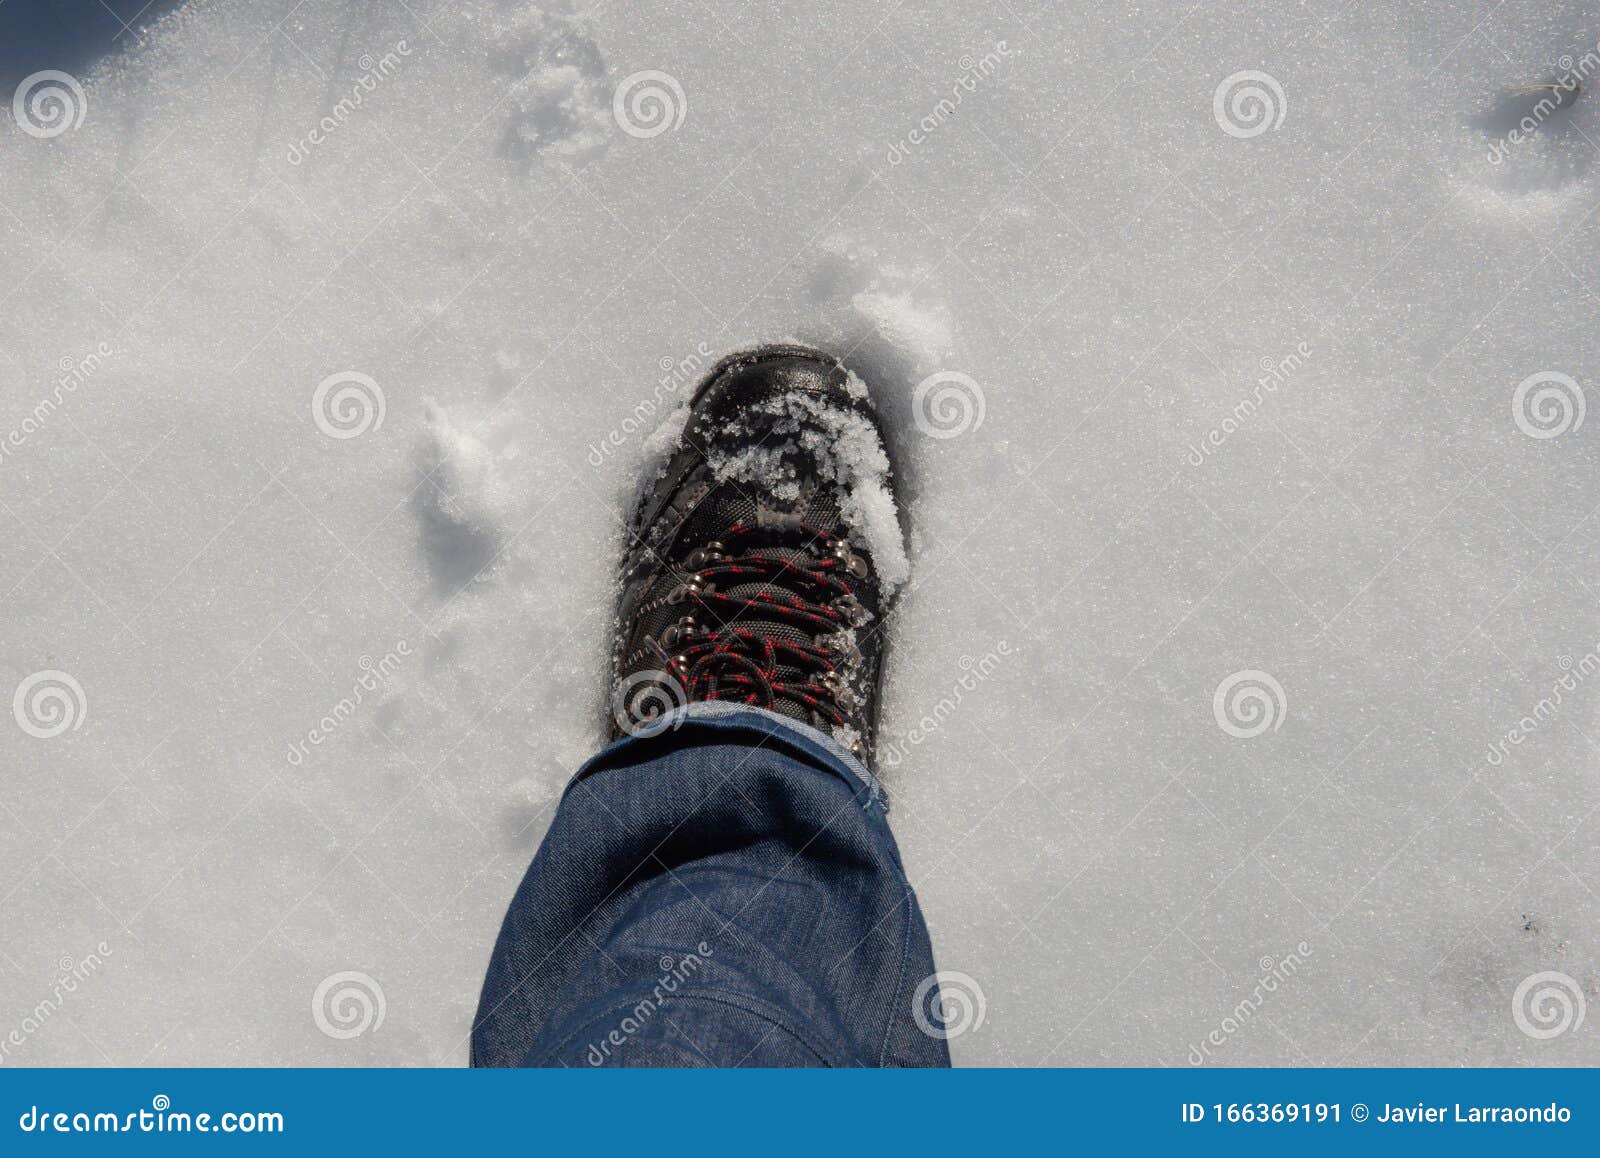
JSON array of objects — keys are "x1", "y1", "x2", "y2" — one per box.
[{"x1": 609, "y1": 344, "x2": 910, "y2": 765}]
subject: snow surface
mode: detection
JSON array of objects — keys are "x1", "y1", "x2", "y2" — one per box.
[{"x1": 3, "y1": 0, "x2": 1600, "y2": 1066}]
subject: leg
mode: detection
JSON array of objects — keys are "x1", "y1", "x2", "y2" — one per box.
[
  {"x1": 474, "y1": 346, "x2": 940, "y2": 1066},
  {"x1": 471, "y1": 705, "x2": 947, "y2": 1067}
]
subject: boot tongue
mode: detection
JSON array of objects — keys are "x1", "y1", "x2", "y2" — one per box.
[
  {"x1": 710, "y1": 543, "x2": 826, "y2": 723},
  {"x1": 669, "y1": 479, "x2": 849, "y2": 725}
]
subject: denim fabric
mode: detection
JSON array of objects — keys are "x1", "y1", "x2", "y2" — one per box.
[{"x1": 471, "y1": 704, "x2": 949, "y2": 1067}]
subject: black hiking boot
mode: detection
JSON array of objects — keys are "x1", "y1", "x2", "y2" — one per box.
[{"x1": 608, "y1": 344, "x2": 909, "y2": 766}]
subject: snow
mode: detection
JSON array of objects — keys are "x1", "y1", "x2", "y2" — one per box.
[
  {"x1": 638, "y1": 401, "x2": 689, "y2": 464},
  {"x1": 3, "y1": 0, "x2": 1600, "y2": 1066},
  {"x1": 705, "y1": 382, "x2": 912, "y2": 591}
]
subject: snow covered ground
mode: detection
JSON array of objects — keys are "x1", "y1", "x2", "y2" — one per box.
[{"x1": 3, "y1": 0, "x2": 1599, "y2": 1066}]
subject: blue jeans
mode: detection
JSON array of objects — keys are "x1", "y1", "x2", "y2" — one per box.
[{"x1": 471, "y1": 704, "x2": 950, "y2": 1067}]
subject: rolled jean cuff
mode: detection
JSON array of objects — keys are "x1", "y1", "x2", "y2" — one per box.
[{"x1": 584, "y1": 701, "x2": 889, "y2": 814}]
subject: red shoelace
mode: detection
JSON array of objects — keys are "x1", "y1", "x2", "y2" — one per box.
[{"x1": 653, "y1": 523, "x2": 869, "y2": 727}]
